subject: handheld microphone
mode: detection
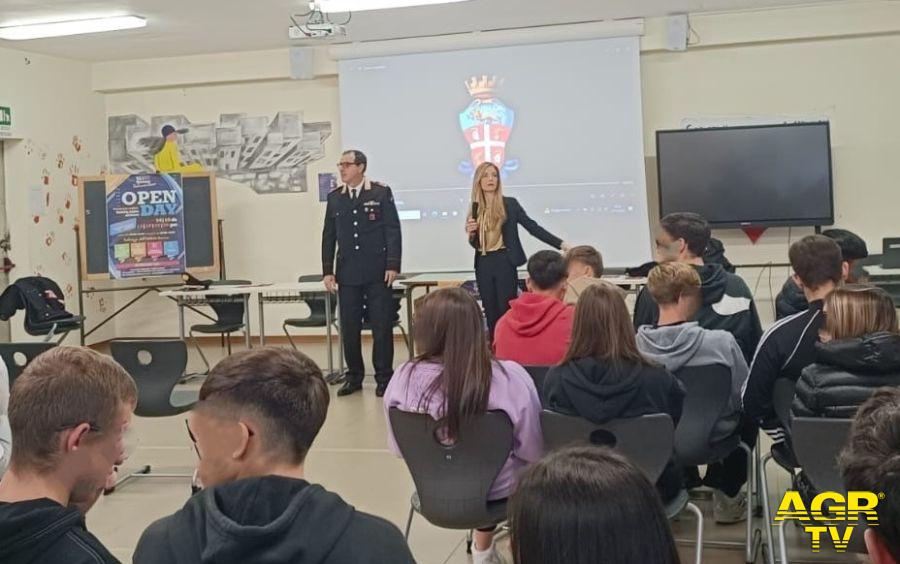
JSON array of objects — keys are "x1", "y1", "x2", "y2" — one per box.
[{"x1": 471, "y1": 202, "x2": 479, "y2": 220}]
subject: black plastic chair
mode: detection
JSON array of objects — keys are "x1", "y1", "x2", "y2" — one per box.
[
  {"x1": 108, "y1": 340, "x2": 198, "y2": 492},
  {"x1": 674, "y1": 364, "x2": 754, "y2": 563},
  {"x1": 541, "y1": 410, "x2": 703, "y2": 564},
  {"x1": 189, "y1": 280, "x2": 250, "y2": 371},
  {"x1": 283, "y1": 275, "x2": 339, "y2": 351},
  {"x1": 523, "y1": 366, "x2": 550, "y2": 404},
  {"x1": 776, "y1": 417, "x2": 859, "y2": 563},
  {"x1": 0, "y1": 342, "x2": 57, "y2": 390},
  {"x1": 759, "y1": 378, "x2": 798, "y2": 564},
  {"x1": 389, "y1": 408, "x2": 512, "y2": 543},
  {"x1": 0, "y1": 277, "x2": 83, "y2": 343},
  {"x1": 361, "y1": 288, "x2": 409, "y2": 351}
]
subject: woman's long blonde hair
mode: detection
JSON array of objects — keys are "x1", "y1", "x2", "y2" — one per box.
[
  {"x1": 469, "y1": 162, "x2": 506, "y2": 231},
  {"x1": 824, "y1": 285, "x2": 899, "y2": 340}
]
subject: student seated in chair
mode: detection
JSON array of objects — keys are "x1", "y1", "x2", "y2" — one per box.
[
  {"x1": 544, "y1": 283, "x2": 685, "y2": 503},
  {"x1": 384, "y1": 287, "x2": 542, "y2": 564},
  {"x1": 564, "y1": 245, "x2": 605, "y2": 304},
  {"x1": 742, "y1": 235, "x2": 845, "y2": 464},
  {"x1": 775, "y1": 228, "x2": 868, "y2": 320},
  {"x1": 494, "y1": 250, "x2": 574, "y2": 366},
  {"x1": 134, "y1": 347, "x2": 413, "y2": 564},
  {"x1": 509, "y1": 446, "x2": 680, "y2": 564},
  {"x1": 839, "y1": 388, "x2": 900, "y2": 564},
  {"x1": 0, "y1": 347, "x2": 136, "y2": 564},
  {"x1": 636, "y1": 262, "x2": 751, "y2": 523},
  {"x1": 634, "y1": 212, "x2": 762, "y2": 363},
  {"x1": 792, "y1": 285, "x2": 900, "y2": 418}
]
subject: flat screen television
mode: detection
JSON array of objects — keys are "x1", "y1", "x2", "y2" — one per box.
[{"x1": 656, "y1": 122, "x2": 834, "y2": 228}]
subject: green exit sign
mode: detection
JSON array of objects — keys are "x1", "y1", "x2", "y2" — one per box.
[{"x1": 0, "y1": 106, "x2": 10, "y2": 127}]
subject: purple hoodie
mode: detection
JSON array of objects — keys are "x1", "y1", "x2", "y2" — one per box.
[{"x1": 383, "y1": 359, "x2": 543, "y2": 500}]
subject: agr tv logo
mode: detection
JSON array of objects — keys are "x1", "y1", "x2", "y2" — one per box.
[{"x1": 775, "y1": 491, "x2": 882, "y2": 552}]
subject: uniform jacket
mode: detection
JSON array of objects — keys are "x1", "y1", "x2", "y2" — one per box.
[{"x1": 322, "y1": 179, "x2": 402, "y2": 286}]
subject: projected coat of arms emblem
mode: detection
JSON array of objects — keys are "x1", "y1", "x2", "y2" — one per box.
[{"x1": 458, "y1": 75, "x2": 518, "y2": 177}]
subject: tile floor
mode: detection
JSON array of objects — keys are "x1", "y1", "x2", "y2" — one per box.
[{"x1": 86, "y1": 340, "x2": 864, "y2": 564}]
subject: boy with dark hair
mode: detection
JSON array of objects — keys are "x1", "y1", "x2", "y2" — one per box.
[
  {"x1": 0, "y1": 347, "x2": 137, "y2": 564},
  {"x1": 634, "y1": 212, "x2": 763, "y2": 363},
  {"x1": 564, "y1": 245, "x2": 605, "y2": 304},
  {"x1": 134, "y1": 347, "x2": 413, "y2": 564},
  {"x1": 742, "y1": 235, "x2": 844, "y2": 460},
  {"x1": 775, "y1": 228, "x2": 868, "y2": 319},
  {"x1": 494, "y1": 250, "x2": 574, "y2": 366},
  {"x1": 839, "y1": 388, "x2": 900, "y2": 564}
]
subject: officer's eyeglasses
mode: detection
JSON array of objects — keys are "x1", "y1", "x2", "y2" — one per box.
[
  {"x1": 185, "y1": 419, "x2": 201, "y2": 460},
  {"x1": 337, "y1": 162, "x2": 358, "y2": 169}
]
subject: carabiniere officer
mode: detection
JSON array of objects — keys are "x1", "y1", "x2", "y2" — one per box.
[{"x1": 322, "y1": 149, "x2": 402, "y2": 398}]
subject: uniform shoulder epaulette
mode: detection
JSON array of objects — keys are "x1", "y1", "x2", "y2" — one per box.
[
  {"x1": 329, "y1": 185, "x2": 343, "y2": 194},
  {"x1": 371, "y1": 180, "x2": 386, "y2": 187}
]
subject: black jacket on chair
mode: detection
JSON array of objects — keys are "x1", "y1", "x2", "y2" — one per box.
[
  {"x1": 792, "y1": 332, "x2": 900, "y2": 418},
  {"x1": 469, "y1": 196, "x2": 562, "y2": 267}
]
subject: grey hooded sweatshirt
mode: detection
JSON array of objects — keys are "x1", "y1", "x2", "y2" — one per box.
[{"x1": 636, "y1": 321, "x2": 749, "y2": 446}]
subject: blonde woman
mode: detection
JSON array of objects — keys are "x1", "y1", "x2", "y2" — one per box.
[
  {"x1": 793, "y1": 285, "x2": 900, "y2": 418},
  {"x1": 465, "y1": 162, "x2": 568, "y2": 336}
]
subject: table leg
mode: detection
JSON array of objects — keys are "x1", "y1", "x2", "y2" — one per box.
[
  {"x1": 243, "y1": 295, "x2": 252, "y2": 349},
  {"x1": 324, "y1": 291, "x2": 334, "y2": 375},
  {"x1": 405, "y1": 286, "x2": 415, "y2": 360},
  {"x1": 258, "y1": 295, "x2": 266, "y2": 347},
  {"x1": 178, "y1": 301, "x2": 186, "y2": 341}
]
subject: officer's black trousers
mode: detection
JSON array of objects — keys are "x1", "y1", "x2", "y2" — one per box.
[
  {"x1": 475, "y1": 249, "x2": 519, "y2": 339},
  {"x1": 339, "y1": 280, "x2": 394, "y2": 386}
]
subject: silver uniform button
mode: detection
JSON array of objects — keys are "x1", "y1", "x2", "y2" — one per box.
[
  {"x1": 354, "y1": 233, "x2": 358, "y2": 238},
  {"x1": 353, "y1": 210, "x2": 357, "y2": 214},
  {"x1": 353, "y1": 221, "x2": 358, "y2": 226},
  {"x1": 355, "y1": 245, "x2": 360, "y2": 250}
]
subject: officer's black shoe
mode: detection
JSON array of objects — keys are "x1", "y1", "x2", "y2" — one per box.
[
  {"x1": 337, "y1": 382, "x2": 363, "y2": 397},
  {"x1": 375, "y1": 383, "x2": 388, "y2": 397}
]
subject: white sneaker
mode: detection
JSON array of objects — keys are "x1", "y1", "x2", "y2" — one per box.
[
  {"x1": 472, "y1": 543, "x2": 507, "y2": 564},
  {"x1": 713, "y1": 489, "x2": 748, "y2": 524}
]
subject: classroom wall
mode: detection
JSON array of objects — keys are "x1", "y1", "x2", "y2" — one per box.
[
  {"x1": 0, "y1": 46, "x2": 111, "y2": 343},
  {"x1": 96, "y1": 0, "x2": 900, "y2": 338}
]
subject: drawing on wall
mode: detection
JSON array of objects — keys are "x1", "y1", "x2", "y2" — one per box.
[{"x1": 108, "y1": 113, "x2": 332, "y2": 194}]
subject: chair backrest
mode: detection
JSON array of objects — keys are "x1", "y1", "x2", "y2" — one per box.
[
  {"x1": 389, "y1": 408, "x2": 513, "y2": 529},
  {"x1": 792, "y1": 417, "x2": 854, "y2": 494},
  {"x1": 791, "y1": 416, "x2": 867, "y2": 553},
  {"x1": 208, "y1": 280, "x2": 251, "y2": 325},
  {"x1": 0, "y1": 343, "x2": 57, "y2": 390},
  {"x1": 773, "y1": 377, "x2": 796, "y2": 430},
  {"x1": 673, "y1": 364, "x2": 736, "y2": 465},
  {"x1": 295, "y1": 275, "x2": 337, "y2": 322},
  {"x1": 110, "y1": 340, "x2": 193, "y2": 417},
  {"x1": 524, "y1": 366, "x2": 550, "y2": 403},
  {"x1": 540, "y1": 411, "x2": 674, "y2": 482}
]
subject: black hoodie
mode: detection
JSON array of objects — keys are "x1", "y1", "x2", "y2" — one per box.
[
  {"x1": 634, "y1": 264, "x2": 763, "y2": 363},
  {"x1": 792, "y1": 332, "x2": 900, "y2": 418},
  {"x1": 133, "y1": 475, "x2": 415, "y2": 564},
  {"x1": 543, "y1": 357, "x2": 685, "y2": 502},
  {"x1": 775, "y1": 277, "x2": 809, "y2": 321},
  {"x1": 0, "y1": 498, "x2": 119, "y2": 564}
]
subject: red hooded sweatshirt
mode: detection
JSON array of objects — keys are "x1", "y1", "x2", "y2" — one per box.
[{"x1": 493, "y1": 292, "x2": 574, "y2": 366}]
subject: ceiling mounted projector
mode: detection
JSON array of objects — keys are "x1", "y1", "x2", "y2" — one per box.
[{"x1": 313, "y1": 0, "x2": 471, "y2": 13}]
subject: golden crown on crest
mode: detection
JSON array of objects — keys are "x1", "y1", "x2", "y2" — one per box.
[{"x1": 465, "y1": 75, "x2": 499, "y2": 99}]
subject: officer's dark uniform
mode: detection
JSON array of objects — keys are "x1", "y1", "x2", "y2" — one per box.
[{"x1": 322, "y1": 179, "x2": 402, "y2": 388}]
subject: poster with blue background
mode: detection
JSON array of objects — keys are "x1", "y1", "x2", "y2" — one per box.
[{"x1": 107, "y1": 173, "x2": 186, "y2": 279}]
